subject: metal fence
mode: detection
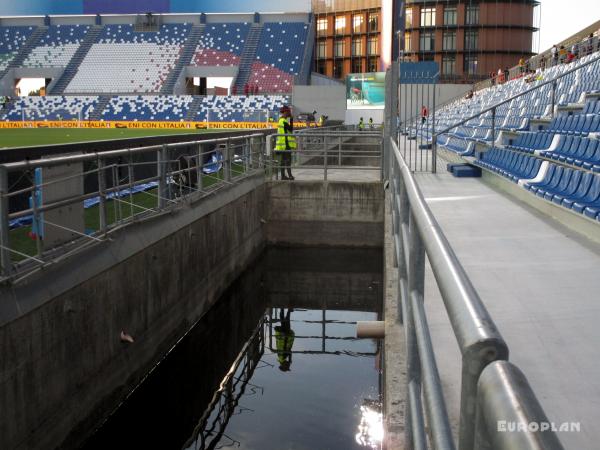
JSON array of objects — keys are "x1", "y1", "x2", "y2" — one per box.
[
  {"x1": 0, "y1": 133, "x2": 266, "y2": 284},
  {"x1": 266, "y1": 128, "x2": 383, "y2": 181},
  {"x1": 385, "y1": 124, "x2": 565, "y2": 449}
]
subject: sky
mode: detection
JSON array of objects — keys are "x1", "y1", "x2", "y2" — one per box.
[{"x1": 537, "y1": 0, "x2": 600, "y2": 51}]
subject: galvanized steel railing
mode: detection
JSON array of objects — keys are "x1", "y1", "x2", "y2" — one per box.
[
  {"x1": 387, "y1": 137, "x2": 565, "y2": 450},
  {"x1": 0, "y1": 133, "x2": 266, "y2": 283}
]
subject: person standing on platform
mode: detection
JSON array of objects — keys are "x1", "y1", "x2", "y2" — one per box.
[
  {"x1": 358, "y1": 117, "x2": 364, "y2": 131},
  {"x1": 275, "y1": 105, "x2": 296, "y2": 180}
]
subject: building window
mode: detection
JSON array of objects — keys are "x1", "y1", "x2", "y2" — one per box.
[
  {"x1": 368, "y1": 12, "x2": 379, "y2": 32},
  {"x1": 317, "y1": 18, "x2": 327, "y2": 37},
  {"x1": 420, "y1": 7, "x2": 436, "y2": 27},
  {"x1": 368, "y1": 56, "x2": 378, "y2": 72},
  {"x1": 443, "y1": 31, "x2": 456, "y2": 51},
  {"x1": 444, "y1": 7, "x2": 457, "y2": 26},
  {"x1": 421, "y1": 53, "x2": 434, "y2": 61},
  {"x1": 419, "y1": 31, "x2": 434, "y2": 52},
  {"x1": 404, "y1": 32, "x2": 412, "y2": 52},
  {"x1": 465, "y1": 30, "x2": 478, "y2": 50},
  {"x1": 316, "y1": 59, "x2": 326, "y2": 75},
  {"x1": 352, "y1": 38, "x2": 362, "y2": 56},
  {"x1": 317, "y1": 41, "x2": 327, "y2": 59},
  {"x1": 353, "y1": 14, "x2": 363, "y2": 33},
  {"x1": 367, "y1": 36, "x2": 378, "y2": 55},
  {"x1": 442, "y1": 55, "x2": 456, "y2": 75},
  {"x1": 333, "y1": 59, "x2": 343, "y2": 78},
  {"x1": 466, "y1": 5, "x2": 479, "y2": 25},
  {"x1": 352, "y1": 58, "x2": 362, "y2": 73},
  {"x1": 334, "y1": 39, "x2": 344, "y2": 57},
  {"x1": 464, "y1": 55, "x2": 478, "y2": 75},
  {"x1": 335, "y1": 16, "x2": 346, "y2": 34},
  {"x1": 405, "y1": 8, "x2": 413, "y2": 28}
]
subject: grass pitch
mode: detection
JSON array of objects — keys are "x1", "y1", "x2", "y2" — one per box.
[{"x1": 0, "y1": 128, "x2": 213, "y2": 148}]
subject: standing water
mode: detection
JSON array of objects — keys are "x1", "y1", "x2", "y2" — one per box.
[{"x1": 81, "y1": 247, "x2": 383, "y2": 450}]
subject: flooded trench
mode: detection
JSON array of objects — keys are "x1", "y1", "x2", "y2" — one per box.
[{"x1": 80, "y1": 247, "x2": 383, "y2": 450}]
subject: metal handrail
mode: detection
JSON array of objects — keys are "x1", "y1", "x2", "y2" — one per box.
[
  {"x1": 433, "y1": 53, "x2": 600, "y2": 140},
  {"x1": 389, "y1": 137, "x2": 509, "y2": 450},
  {"x1": 0, "y1": 132, "x2": 267, "y2": 281}
]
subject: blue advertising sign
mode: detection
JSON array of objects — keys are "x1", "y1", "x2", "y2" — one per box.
[{"x1": 399, "y1": 62, "x2": 440, "y2": 84}]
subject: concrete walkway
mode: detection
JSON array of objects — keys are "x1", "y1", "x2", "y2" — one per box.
[
  {"x1": 288, "y1": 167, "x2": 381, "y2": 182},
  {"x1": 414, "y1": 170, "x2": 600, "y2": 448}
]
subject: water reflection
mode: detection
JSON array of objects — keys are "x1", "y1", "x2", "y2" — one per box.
[{"x1": 81, "y1": 248, "x2": 383, "y2": 450}]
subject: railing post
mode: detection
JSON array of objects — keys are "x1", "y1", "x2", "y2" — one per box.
[
  {"x1": 157, "y1": 145, "x2": 168, "y2": 209},
  {"x1": 97, "y1": 158, "x2": 107, "y2": 233},
  {"x1": 324, "y1": 143, "x2": 328, "y2": 181},
  {"x1": 225, "y1": 138, "x2": 232, "y2": 182},
  {"x1": 0, "y1": 166, "x2": 11, "y2": 277},
  {"x1": 31, "y1": 177, "x2": 43, "y2": 258},
  {"x1": 197, "y1": 143, "x2": 203, "y2": 191},
  {"x1": 338, "y1": 135, "x2": 342, "y2": 166},
  {"x1": 551, "y1": 80, "x2": 557, "y2": 119},
  {"x1": 405, "y1": 211, "x2": 427, "y2": 449},
  {"x1": 491, "y1": 106, "x2": 496, "y2": 151},
  {"x1": 474, "y1": 361, "x2": 565, "y2": 450},
  {"x1": 431, "y1": 134, "x2": 437, "y2": 175},
  {"x1": 431, "y1": 77, "x2": 437, "y2": 173}
]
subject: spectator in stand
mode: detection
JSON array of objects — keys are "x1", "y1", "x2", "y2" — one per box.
[
  {"x1": 566, "y1": 50, "x2": 576, "y2": 64},
  {"x1": 420, "y1": 105, "x2": 428, "y2": 124},
  {"x1": 518, "y1": 57, "x2": 526, "y2": 74},
  {"x1": 539, "y1": 56, "x2": 546, "y2": 71},
  {"x1": 504, "y1": 67, "x2": 510, "y2": 82},
  {"x1": 572, "y1": 41, "x2": 580, "y2": 59},
  {"x1": 497, "y1": 67, "x2": 504, "y2": 83},
  {"x1": 490, "y1": 71, "x2": 496, "y2": 85},
  {"x1": 585, "y1": 33, "x2": 594, "y2": 55},
  {"x1": 551, "y1": 44, "x2": 558, "y2": 66},
  {"x1": 465, "y1": 90, "x2": 474, "y2": 100},
  {"x1": 559, "y1": 45, "x2": 567, "y2": 63}
]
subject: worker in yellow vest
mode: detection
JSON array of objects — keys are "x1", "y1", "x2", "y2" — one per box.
[
  {"x1": 275, "y1": 105, "x2": 296, "y2": 180},
  {"x1": 275, "y1": 308, "x2": 295, "y2": 371},
  {"x1": 358, "y1": 117, "x2": 364, "y2": 131}
]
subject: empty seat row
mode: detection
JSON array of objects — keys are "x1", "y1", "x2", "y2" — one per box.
[
  {"x1": 538, "y1": 135, "x2": 600, "y2": 171},
  {"x1": 474, "y1": 148, "x2": 542, "y2": 182},
  {"x1": 525, "y1": 165, "x2": 600, "y2": 220},
  {"x1": 538, "y1": 113, "x2": 600, "y2": 136},
  {"x1": 0, "y1": 96, "x2": 99, "y2": 121},
  {"x1": 506, "y1": 132, "x2": 554, "y2": 153},
  {"x1": 24, "y1": 24, "x2": 91, "y2": 68}
]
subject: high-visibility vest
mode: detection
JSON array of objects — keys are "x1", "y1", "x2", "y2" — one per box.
[
  {"x1": 275, "y1": 329, "x2": 295, "y2": 365},
  {"x1": 358, "y1": 119, "x2": 364, "y2": 129},
  {"x1": 275, "y1": 117, "x2": 296, "y2": 151}
]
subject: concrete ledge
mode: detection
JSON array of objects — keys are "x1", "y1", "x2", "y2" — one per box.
[
  {"x1": 481, "y1": 169, "x2": 600, "y2": 245},
  {"x1": 438, "y1": 149, "x2": 600, "y2": 245},
  {"x1": 383, "y1": 191, "x2": 406, "y2": 449}
]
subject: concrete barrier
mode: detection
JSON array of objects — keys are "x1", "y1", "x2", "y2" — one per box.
[
  {"x1": 0, "y1": 175, "x2": 267, "y2": 450},
  {"x1": 266, "y1": 181, "x2": 384, "y2": 248}
]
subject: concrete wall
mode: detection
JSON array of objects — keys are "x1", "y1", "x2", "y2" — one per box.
[
  {"x1": 292, "y1": 85, "x2": 346, "y2": 121},
  {"x1": 266, "y1": 181, "x2": 384, "y2": 248},
  {"x1": 0, "y1": 175, "x2": 267, "y2": 450}
]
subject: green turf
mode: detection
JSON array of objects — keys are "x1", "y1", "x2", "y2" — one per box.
[{"x1": 0, "y1": 128, "x2": 214, "y2": 148}]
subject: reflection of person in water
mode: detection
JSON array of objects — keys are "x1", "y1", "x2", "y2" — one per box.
[{"x1": 275, "y1": 308, "x2": 295, "y2": 372}]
